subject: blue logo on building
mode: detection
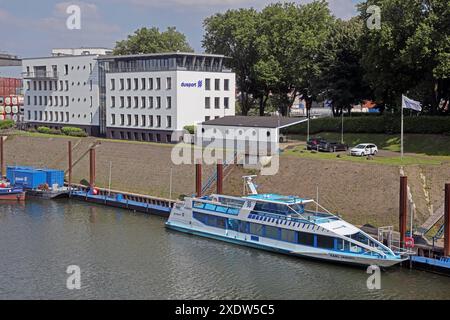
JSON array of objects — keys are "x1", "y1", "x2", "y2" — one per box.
[{"x1": 197, "y1": 80, "x2": 203, "y2": 88}]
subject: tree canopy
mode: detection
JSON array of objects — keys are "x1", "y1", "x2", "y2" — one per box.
[{"x1": 114, "y1": 27, "x2": 193, "y2": 55}]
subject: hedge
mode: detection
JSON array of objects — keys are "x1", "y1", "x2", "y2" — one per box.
[
  {"x1": 0, "y1": 119, "x2": 15, "y2": 130},
  {"x1": 285, "y1": 116, "x2": 450, "y2": 135},
  {"x1": 183, "y1": 125, "x2": 195, "y2": 134},
  {"x1": 61, "y1": 127, "x2": 88, "y2": 137}
]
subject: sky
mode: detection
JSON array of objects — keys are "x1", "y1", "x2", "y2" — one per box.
[{"x1": 0, "y1": 0, "x2": 362, "y2": 77}]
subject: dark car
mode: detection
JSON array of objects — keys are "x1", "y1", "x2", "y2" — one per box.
[
  {"x1": 307, "y1": 137, "x2": 326, "y2": 150},
  {"x1": 318, "y1": 141, "x2": 348, "y2": 152}
]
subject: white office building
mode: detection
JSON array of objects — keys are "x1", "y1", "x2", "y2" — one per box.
[
  {"x1": 22, "y1": 51, "x2": 236, "y2": 142},
  {"x1": 22, "y1": 52, "x2": 105, "y2": 135},
  {"x1": 99, "y1": 52, "x2": 235, "y2": 143}
]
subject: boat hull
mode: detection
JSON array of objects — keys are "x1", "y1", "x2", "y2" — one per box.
[
  {"x1": 0, "y1": 191, "x2": 26, "y2": 201},
  {"x1": 166, "y1": 223, "x2": 405, "y2": 268}
]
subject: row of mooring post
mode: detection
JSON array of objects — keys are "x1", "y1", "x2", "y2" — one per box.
[{"x1": 195, "y1": 162, "x2": 224, "y2": 197}]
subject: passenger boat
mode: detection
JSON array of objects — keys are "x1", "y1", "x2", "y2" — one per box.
[
  {"x1": 166, "y1": 176, "x2": 408, "y2": 268},
  {"x1": 0, "y1": 182, "x2": 26, "y2": 201}
]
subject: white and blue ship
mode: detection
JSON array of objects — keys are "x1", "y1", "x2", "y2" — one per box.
[{"x1": 166, "y1": 176, "x2": 408, "y2": 268}]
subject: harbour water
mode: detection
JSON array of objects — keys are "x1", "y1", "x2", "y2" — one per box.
[{"x1": 0, "y1": 199, "x2": 449, "y2": 300}]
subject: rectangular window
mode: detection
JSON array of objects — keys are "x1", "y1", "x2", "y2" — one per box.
[
  {"x1": 134, "y1": 96, "x2": 139, "y2": 108},
  {"x1": 90, "y1": 80, "x2": 93, "y2": 91},
  {"x1": 141, "y1": 78, "x2": 146, "y2": 90},
  {"x1": 27, "y1": 111, "x2": 31, "y2": 120},
  {"x1": 120, "y1": 96, "x2": 124, "y2": 108},
  {"x1": 127, "y1": 96, "x2": 131, "y2": 108},
  {"x1": 205, "y1": 116, "x2": 210, "y2": 121},
  {"x1": 214, "y1": 97, "x2": 220, "y2": 109},
  {"x1": 111, "y1": 114, "x2": 116, "y2": 125},
  {"x1": 149, "y1": 97, "x2": 154, "y2": 109},
  {"x1": 205, "y1": 97, "x2": 210, "y2": 109},
  {"x1": 297, "y1": 232, "x2": 315, "y2": 247},
  {"x1": 149, "y1": 115, "x2": 153, "y2": 127},
  {"x1": 166, "y1": 96, "x2": 172, "y2": 109},
  {"x1": 127, "y1": 114, "x2": 132, "y2": 126},
  {"x1": 224, "y1": 97, "x2": 229, "y2": 109},
  {"x1": 127, "y1": 78, "x2": 131, "y2": 90},
  {"x1": 156, "y1": 78, "x2": 161, "y2": 90},
  {"x1": 120, "y1": 114, "x2": 125, "y2": 125},
  {"x1": 33, "y1": 81, "x2": 37, "y2": 91},
  {"x1": 64, "y1": 64, "x2": 68, "y2": 75},
  {"x1": 317, "y1": 235, "x2": 335, "y2": 249},
  {"x1": 224, "y1": 79, "x2": 230, "y2": 91},
  {"x1": 49, "y1": 96, "x2": 52, "y2": 106},
  {"x1": 215, "y1": 79, "x2": 220, "y2": 91},
  {"x1": 120, "y1": 79, "x2": 124, "y2": 90},
  {"x1": 149, "y1": 78, "x2": 153, "y2": 90},
  {"x1": 111, "y1": 96, "x2": 116, "y2": 108},
  {"x1": 27, "y1": 96, "x2": 31, "y2": 105},
  {"x1": 141, "y1": 97, "x2": 146, "y2": 109},
  {"x1": 49, "y1": 81, "x2": 52, "y2": 91},
  {"x1": 265, "y1": 226, "x2": 279, "y2": 240},
  {"x1": 65, "y1": 96, "x2": 69, "y2": 107},
  {"x1": 66, "y1": 112, "x2": 69, "y2": 122},
  {"x1": 34, "y1": 111, "x2": 37, "y2": 120},
  {"x1": 249, "y1": 223, "x2": 264, "y2": 237},
  {"x1": 134, "y1": 115, "x2": 139, "y2": 126},
  {"x1": 166, "y1": 116, "x2": 172, "y2": 128},
  {"x1": 38, "y1": 81, "x2": 42, "y2": 91},
  {"x1": 111, "y1": 79, "x2": 115, "y2": 90},
  {"x1": 156, "y1": 115, "x2": 161, "y2": 128},
  {"x1": 156, "y1": 97, "x2": 161, "y2": 109},
  {"x1": 44, "y1": 96, "x2": 48, "y2": 106},
  {"x1": 141, "y1": 115, "x2": 146, "y2": 127},
  {"x1": 65, "y1": 80, "x2": 69, "y2": 91},
  {"x1": 166, "y1": 77, "x2": 172, "y2": 90},
  {"x1": 43, "y1": 81, "x2": 47, "y2": 91},
  {"x1": 205, "y1": 78, "x2": 211, "y2": 91},
  {"x1": 134, "y1": 78, "x2": 138, "y2": 90}
]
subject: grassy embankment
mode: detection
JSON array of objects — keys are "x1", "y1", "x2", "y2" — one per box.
[{"x1": 284, "y1": 132, "x2": 450, "y2": 166}]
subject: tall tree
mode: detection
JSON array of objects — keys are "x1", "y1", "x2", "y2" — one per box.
[
  {"x1": 257, "y1": 1, "x2": 334, "y2": 116},
  {"x1": 359, "y1": 0, "x2": 449, "y2": 114},
  {"x1": 203, "y1": 9, "x2": 264, "y2": 115},
  {"x1": 114, "y1": 27, "x2": 193, "y2": 55},
  {"x1": 319, "y1": 18, "x2": 371, "y2": 116}
]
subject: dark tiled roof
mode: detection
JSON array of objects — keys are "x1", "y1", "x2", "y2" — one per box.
[{"x1": 202, "y1": 116, "x2": 308, "y2": 129}]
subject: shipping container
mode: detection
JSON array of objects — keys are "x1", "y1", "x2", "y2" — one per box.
[
  {"x1": 6, "y1": 166, "x2": 37, "y2": 182},
  {"x1": 10, "y1": 169, "x2": 47, "y2": 189},
  {"x1": 41, "y1": 169, "x2": 65, "y2": 187}
]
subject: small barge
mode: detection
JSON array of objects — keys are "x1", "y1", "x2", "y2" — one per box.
[
  {"x1": 410, "y1": 256, "x2": 450, "y2": 276},
  {"x1": 0, "y1": 183, "x2": 26, "y2": 201}
]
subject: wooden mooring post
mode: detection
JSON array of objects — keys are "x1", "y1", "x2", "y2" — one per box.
[
  {"x1": 196, "y1": 163, "x2": 202, "y2": 197},
  {"x1": 399, "y1": 176, "x2": 408, "y2": 249},
  {"x1": 445, "y1": 183, "x2": 450, "y2": 257},
  {"x1": 89, "y1": 148, "x2": 96, "y2": 188}
]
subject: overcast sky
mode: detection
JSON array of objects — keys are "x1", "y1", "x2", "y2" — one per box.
[{"x1": 0, "y1": 0, "x2": 362, "y2": 77}]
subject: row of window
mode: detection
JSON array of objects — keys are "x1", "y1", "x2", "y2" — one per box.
[
  {"x1": 193, "y1": 212, "x2": 371, "y2": 254},
  {"x1": 27, "y1": 95, "x2": 94, "y2": 108},
  {"x1": 110, "y1": 131, "x2": 172, "y2": 143},
  {"x1": 205, "y1": 97, "x2": 230, "y2": 109},
  {"x1": 27, "y1": 80, "x2": 93, "y2": 92},
  {"x1": 27, "y1": 110, "x2": 93, "y2": 123},
  {"x1": 110, "y1": 114, "x2": 172, "y2": 129},
  {"x1": 110, "y1": 77, "x2": 171, "y2": 91},
  {"x1": 111, "y1": 96, "x2": 171, "y2": 109}
]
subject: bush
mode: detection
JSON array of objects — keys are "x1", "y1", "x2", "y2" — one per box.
[
  {"x1": 0, "y1": 119, "x2": 14, "y2": 130},
  {"x1": 61, "y1": 127, "x2": 88, "y2": 137},
  {"x1": 285, "y1": 115, "x2": 450, "y2": 135},
  {"x1": 37, "y1": 126, "x2": 61, "y2": 135}
]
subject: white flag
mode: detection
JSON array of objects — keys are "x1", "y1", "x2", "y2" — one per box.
[{"x1": 402, "y1": 95, "x2": 422, "y2": 112}]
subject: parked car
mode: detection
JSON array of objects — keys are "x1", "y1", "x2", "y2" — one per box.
[
  {"x1": 318, "y1": 141, "x2": 349, "y2": 152},
  {"x1": 350, "y1": 144, "x2": 379, "y2": 157},
  {"x1": 307, "y1": 137, "x2": 326, "y2": 150}
]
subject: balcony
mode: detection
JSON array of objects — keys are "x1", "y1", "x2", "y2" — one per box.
[{"x1": 22, "y1": 71, "x2": 59, "y2": 79}]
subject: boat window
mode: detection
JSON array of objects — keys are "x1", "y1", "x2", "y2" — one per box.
[
  {"x1": 289, "y1": 203, "x2": 305, "y2": 214},
  {"x1": 255, "y1": 202, "x2": 289, "y2": 215},
  {"x1": 281, "y1": 229, "x2": 296, "y2": 243},
  {"x1": 336, "y1": 239, "x2": 350, "y2": 252},
  {"x1": 317, "y1": 235, "x2": 335, "y2": 249},
  {"x1": 193, "y1": 212, "x2": 208, "y2": 224},
  {"x1": 227, "y1": 208, "x2": 240, "y2": 215},
  {"x1": 205, "y1": 203, "x2": 216, "y2": 211},
  {"x1": 227, "y1": 219, "x2": 239, "y2": 232},
  {"x1": 265, "y1": 226, "x2": 280, "y2": 240},
  {"x1": 297, "y1": 232, "x2": 315, "y2": 246},
  {"x1": 239, "y1": 221, "x2": 248, "y2": 233},
  {"x1": 215, "y1": 206, "x2": 228, "y2": 213},
  {"x1": 249, "y1": 223, "x2": 264, "y2": 236}
]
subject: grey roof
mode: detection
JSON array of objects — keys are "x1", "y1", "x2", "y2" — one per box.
[{"x1": 201, "y1": 116, "x2": 308, "y2": 129}]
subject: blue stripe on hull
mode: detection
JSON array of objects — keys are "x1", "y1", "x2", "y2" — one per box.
[{"x1": 165, "y1": 223, "x2": 382, "y2": 269}]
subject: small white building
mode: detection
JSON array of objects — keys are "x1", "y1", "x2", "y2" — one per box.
[
  {"x1": 99, "y1": 52, "x2": 236, "y2": 143},
  {"x1": 52, "y1": 48, "x2": 112, "y2": 57},
  {"x1": 22, "y1": 51, "x2": 108, "y2": 135}
]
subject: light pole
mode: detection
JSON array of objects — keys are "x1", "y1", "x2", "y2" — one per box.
[{"x1": 341, "y1": 109, "x2": 344, "y2": 144}]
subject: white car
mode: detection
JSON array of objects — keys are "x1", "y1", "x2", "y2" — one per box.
[{"x1": 350, "y1": 144, "x2": 378, "y2": 157}]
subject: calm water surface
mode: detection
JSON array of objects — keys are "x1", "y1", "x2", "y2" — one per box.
[{"x1": 0, "y1": 199, "x2": 449, "y2": 300}]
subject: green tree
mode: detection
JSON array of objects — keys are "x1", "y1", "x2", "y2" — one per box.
[
  {"x1": 359, "y1": 0, "x2": 449, "y2": 114},
  {"x1": 114, "y1": 27, "x2": 193, "y2": 55},
  {"x1": 257, "y1": 1, "x2": 334, "y2": 116},
  {"x1": 203, "y1": 9, "x2": 263, "y2": 115},
  {"x1": 319, "y1": 18, "x2": 371, "y2": 116}
]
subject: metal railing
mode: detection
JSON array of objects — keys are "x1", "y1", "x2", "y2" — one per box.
[{"x1": 22, "y1": 71, "x2": 59, "y2": 79}]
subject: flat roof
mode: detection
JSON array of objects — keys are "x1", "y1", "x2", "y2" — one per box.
[
  {"x1": 97, "y1": 52, "x2": 228, "y2": 60},
  {"x1": 201, "y1": 116, "x2": 308, "y2": 129}
]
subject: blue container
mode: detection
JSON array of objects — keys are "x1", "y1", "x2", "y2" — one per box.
[
  {"x1": 40, "y1": 169, "x2": 64, "y2": 187},
  {"x1": 6, "y1": 166, "x2": 35, "y2": 182},
  {"x1": 12, "y1": 170, "x2": 47, "y2": 189}
]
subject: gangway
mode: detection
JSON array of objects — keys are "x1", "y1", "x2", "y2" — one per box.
[{"x1": 418, "y1": 204, "x2": 445, "y2": 235}]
